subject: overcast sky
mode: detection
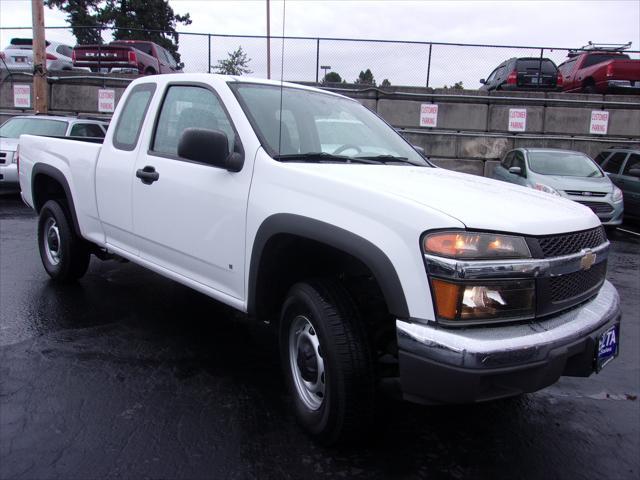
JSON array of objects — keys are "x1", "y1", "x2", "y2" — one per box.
[{"x1": 1, "y1": 0, "x2": 638, "y2": 87}]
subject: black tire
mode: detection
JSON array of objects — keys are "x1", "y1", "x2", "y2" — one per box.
[
  {"x1": 144, "y1": 68, "x2": 156, "y2": 75},
  {"x1": 583, "y1": 83, "x2": 597, "y2": 94},
  {"x1": 37, "y1": 200, "x2": 90, "y2": 282},
  {"x1": 279, "y1": 279, "x2": 375, "y2": 444}
]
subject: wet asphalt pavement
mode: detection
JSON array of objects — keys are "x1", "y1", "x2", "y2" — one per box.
[{"x1": 1, "y1": 192, "x2": 639, "y2": 480}]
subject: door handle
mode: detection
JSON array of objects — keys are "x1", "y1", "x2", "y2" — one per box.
[{"x1": 136, "y1": 165, "x2": 159, "y2": 185}]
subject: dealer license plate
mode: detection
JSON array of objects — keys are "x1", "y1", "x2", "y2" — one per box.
[{"x1": 595, "y1": 325, "x2": 619, "y2": 372}]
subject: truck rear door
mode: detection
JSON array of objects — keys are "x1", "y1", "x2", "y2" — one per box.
[
  {"x1": 95, "y1": 82, "x2": 157, "y2": 255},
  {"x1": 131, "y1": 82, "x2": 252, "y2": 300}
]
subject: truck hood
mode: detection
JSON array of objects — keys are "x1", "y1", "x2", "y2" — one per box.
[
  {"x1": 289, "y1": 164, "x2": 600, "y2": 236},
  {"x1": 0, "y1": 138, "x2": 19, "y2": 152},
  {"x1": 534, "y1": 174, "x2": 613, "y2": 194}
]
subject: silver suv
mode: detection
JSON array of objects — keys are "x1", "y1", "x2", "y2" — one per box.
[{"x1": 492, "y1": 148, "x2": 624, "y2": 227}]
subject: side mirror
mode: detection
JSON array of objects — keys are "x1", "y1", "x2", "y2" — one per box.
[
  {"x1": 628, "y1": 168, "x2": 640, "y2": 178},
  {"x1": 508, "y1": 166, "x2": 522, "y2": 175},
  {"x1": 178, "y1": 128, "x2": 243, "y2": 172},
  {"x1": 479, "y1": 78, "x2": 486, "y2": 84}
]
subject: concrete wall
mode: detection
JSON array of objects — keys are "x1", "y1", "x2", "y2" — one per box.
[{"x1": 2, "y1": 72, "x2": 639, "y2": 176}]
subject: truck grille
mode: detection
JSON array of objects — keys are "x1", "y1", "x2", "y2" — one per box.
[
  {"x1": 576, "y1": 201, "x2": 614, "y2": 215},
  {"x1": 537, "y1": 227, "x2": 606, "y2": 258},
  {"x1": 549, "y1": 261, "x2": 607, "y2": 303},
  {"x1": 0, "y1": 151, "x2": 7, "y2": 165}
]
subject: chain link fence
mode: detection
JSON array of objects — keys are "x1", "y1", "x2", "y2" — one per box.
[{"x1": 1, "y1": 26, "x2": 639, "y2": 89}]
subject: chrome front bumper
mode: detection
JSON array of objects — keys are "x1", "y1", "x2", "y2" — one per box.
[{"x1": 397, "y1": 280, "x2": 620, "y2": 369}]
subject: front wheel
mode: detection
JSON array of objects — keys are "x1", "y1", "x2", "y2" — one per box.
[
  {"x1": 280, "y1": 279, "x2": 375, "y2": 444},
  {"x1": 37, "y1": 200, "x2": 90, "y2": 282}
]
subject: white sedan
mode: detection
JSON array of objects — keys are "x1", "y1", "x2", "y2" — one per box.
[{"x1": 0, "y1": 115, "x2": 108, "y2": 189}]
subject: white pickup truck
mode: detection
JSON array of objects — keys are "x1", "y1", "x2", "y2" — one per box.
[{"x1": 18, "y1": 74, "x2": 621, "y2": 444}]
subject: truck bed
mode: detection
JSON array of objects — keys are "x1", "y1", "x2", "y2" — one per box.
[{"x1": 19, "y1": 134, "x2": 105, "y2": 245}]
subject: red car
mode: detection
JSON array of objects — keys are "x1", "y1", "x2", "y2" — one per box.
[
  {"x1": 72, "y1": 40, "x2": 182, "y2": 75},
  {"x1": 558, "y1": 42, "x2": 640, "y2": 94}
]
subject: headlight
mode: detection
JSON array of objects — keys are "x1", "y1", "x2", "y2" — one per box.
[
  {"x1": 533, "y1": 183, "x2": 561, "y2": 196},
  {"x1": 423, "y1": 231, "x2": 531, "y2": 259},
  {"x1": 612, "y1": 186, "x2": 623, "y2": 203},
  {"x1": 431, "y1": 278, "x2": 535, "y2": 323}
]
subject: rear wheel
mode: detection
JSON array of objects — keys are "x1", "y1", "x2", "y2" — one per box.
[
  {"x1": 279, "y1": 279, "x2": 375, "y2": 444},
  {"x1": 37, "y1": 200, "x2": 90, "y2": 282},
  {"x1": 144, "y1": 67, "x2": 157, "y2": 75},
  {"x1": 583, "y1": 83, "x2": 597, "y2": 94}
]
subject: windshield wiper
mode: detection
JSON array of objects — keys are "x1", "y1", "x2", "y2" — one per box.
[
  {"x1": 354, "y1": 155, "x2": 416, "y2": 165},
  {"x1": 273, "y1": 152, "x2": 379, "y2": 164}
]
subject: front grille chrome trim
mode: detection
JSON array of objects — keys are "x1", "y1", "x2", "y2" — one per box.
[{"x1": 424, "y1": 240, "x2": 610, "y2": 281}]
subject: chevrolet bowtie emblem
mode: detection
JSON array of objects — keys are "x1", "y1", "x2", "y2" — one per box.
[{"x1": 580, "y1": 250, "x2": 596, "y2": 270}]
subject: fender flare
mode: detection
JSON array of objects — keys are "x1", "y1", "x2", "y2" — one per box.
[
  {"x1": 248, "y1": 213, "x2": 410, "y2": 319},
  {"x1": 31, "y1": 163, "x2": 82, "y2": 237}
]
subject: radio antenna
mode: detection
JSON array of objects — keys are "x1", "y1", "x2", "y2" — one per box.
[{"x1": 277, "y1": 0, "x2": 286, "y2": 157}]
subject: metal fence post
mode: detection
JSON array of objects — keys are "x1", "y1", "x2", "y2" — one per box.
[
  {"x1": 208, "y1": 34, "x2": 211, "y2": 73},
  {"x1": 426, "y1": 43, "x2": 433, "y2": 88},
  {"x1": 315, "y1": 38, "x2": 320, "y2": 84},
  {"x1": 538, "y1": 47, "x2": 544, "y2": 80}
]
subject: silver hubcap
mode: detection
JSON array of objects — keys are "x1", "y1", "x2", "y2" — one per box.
[
  {"x1": 289, "y1": 315, "x2": 325, "y2": 410},
  {"x1": 44, "y1": 218, "x2": 61, "y2": 265}
]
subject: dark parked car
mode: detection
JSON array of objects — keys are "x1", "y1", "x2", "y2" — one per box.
[
  {"x1": 594, "y1": 147, "x2": 640, "y2": 221},
  {"x1": 480, "y1": 57, "x2": 562, "y2": 91},
  {"x1": 72, "y1": 40, "x2": 182, "y2": 75}
]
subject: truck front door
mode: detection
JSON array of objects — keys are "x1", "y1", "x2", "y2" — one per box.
[{"x1": 131, "y1": 83, "x2": 251, "y2": 301}]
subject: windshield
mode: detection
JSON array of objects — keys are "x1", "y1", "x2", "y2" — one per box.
[
  {"x1": 528, "y1": 151, "x2": 603, "y2": 177},
  {"x1": 0, "y1": 118, "x2": 67, "y2": 138},
  {"x1": 229, "y1": 83, "x2": 428, "y2": 166}
]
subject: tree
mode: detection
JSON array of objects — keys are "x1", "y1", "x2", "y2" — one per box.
[
  {"x1": 443, "y1": 80, "x2": 464, "y2": 90},
  {"x1": 44, "y1": 0, "x2": 104, "y2": 45},
  {"x1": 323, "y1": 71, "x2": 342, "y2": 83},
  {"x1": 46, "y1": 0, "x2": 192, "y2": 63},
  {"x1": 355, "y1": 68, "x2": 375, "y2": 86},
  {"x1": 213, "y1": 46, "x2": 253, "y2": 76},
  {"x1": 381, "y1": 78, "x2": 391, "y2": 87}
]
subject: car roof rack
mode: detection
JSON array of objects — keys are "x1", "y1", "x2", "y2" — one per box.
[{"x1": 568, "y1": 41, "x2": 632, "y2": 57}]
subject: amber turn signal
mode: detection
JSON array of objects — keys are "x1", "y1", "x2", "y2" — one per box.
[{"x1": 431, "y1": 279, "x2": 461, "y2": 320}]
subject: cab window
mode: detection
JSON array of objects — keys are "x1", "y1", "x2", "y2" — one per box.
[
  {"x1": 602, "y1": 152, "x2": 628, "y2": 174},
  {"x1": 622, "y1": 154, "x2": 640, "y2": 176},
  {"x1": 151, "y1": 85, "x2": 235, "y2": 157}
]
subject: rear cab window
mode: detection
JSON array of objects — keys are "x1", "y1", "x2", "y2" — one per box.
[{"x1": 113, "y1": 83, "x2": 156, "y2": 151}]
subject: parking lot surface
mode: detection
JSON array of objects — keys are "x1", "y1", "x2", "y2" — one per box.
[{"x1": 1, "y1": 192, "x2": 639, "y2": 480}]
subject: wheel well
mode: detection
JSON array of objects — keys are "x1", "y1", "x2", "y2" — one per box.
[
  {"x1": 145, "y1": 67, "x2": 156, "y2": 75},
  {"x1": 253, "y1": 234, "x2": 397, "y2": 358},
  {"x1": 583, "y1": 77, "x2": 595, "y2": 86},
  {"x1": 32, "y1": 172, "x2": 82, "y2": 238},
  {"x1": 33, "y1": 173, "x2": 67, "y2": 213}
]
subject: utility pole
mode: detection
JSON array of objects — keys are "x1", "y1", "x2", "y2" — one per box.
[
  {"x1": 31, "y1": 0, "x2": 48, "y2": 113},
  {"x1": 266, "y1": 0, "x2": 271, "y2": 79}
]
